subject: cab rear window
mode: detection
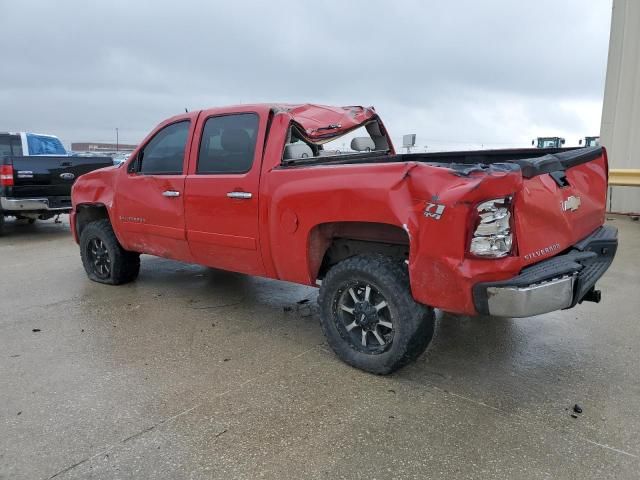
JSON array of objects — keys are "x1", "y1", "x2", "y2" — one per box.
[{"x1": 26, "y1": 134, "x2": 66, "y2": 155}]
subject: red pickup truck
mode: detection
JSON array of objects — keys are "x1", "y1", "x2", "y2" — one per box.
[{"x1": 71, "y1": 104, "x2": 618, "y2": 374}]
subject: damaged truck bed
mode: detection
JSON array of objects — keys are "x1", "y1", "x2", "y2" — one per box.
[{"x1": 69, "y1": 103, "x2": 617, "y2": 374}]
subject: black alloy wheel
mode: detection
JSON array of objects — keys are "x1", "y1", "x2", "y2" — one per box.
[
  {"x1": 318, "y1": 255, "x2": 435, "y2": 374},
  {"x1": 334, "y1": 281, "x2": 394, "y2": 354},
  {"x1": 86, "y1": 237, "x2": 112, "y2": 279}
]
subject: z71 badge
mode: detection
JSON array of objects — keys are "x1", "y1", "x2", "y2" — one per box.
[{"x1": 424, "y1": 202, "x2": 445, "y2": 220}]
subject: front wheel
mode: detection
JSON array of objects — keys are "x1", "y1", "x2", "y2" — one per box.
[
  {"x1": 318, "y1": 255, "x2": 435, "y2": 374},
  {"x1": 79, "y1": 219, "x2": 140, "y2": 285}
]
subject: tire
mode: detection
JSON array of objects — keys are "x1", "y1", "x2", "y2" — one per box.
[
  {"x1": 79, "y1": 219, "x2": 140, "y2": 285},
  {"x1": 28, "y1": 218, "x2": 36, "y2": 225},
  {"x1": 0, "y1": 213, "x2": 5, "y2": 236},
  {"x1": 318, "y1": 255, "x2": 435, "y2": 374}
]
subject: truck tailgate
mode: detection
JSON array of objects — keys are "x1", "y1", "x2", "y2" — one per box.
[
  {"x1": 7, "y1": 156, "x2": 113, "y2": 197},
  {"x1": 512, "y1": 147, "x2": 608, "y2": 264}
]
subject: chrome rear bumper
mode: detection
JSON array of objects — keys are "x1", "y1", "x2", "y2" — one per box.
[
  {"x1": 473, "y1": 225, "x2": 618, "y2": 318},
  {"x1": 486, "y1": 275, "x2": 575, "y2": 317},
  {"x1": 1, "y1": 197, "x2": 70, "y2": 212}
]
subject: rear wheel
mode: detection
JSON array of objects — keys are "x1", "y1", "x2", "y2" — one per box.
[
  {"x1": 0, "y1": 212, "x2": 5, "y2": 236},
  {"x1": 318, "y1": 255, "x2": 435, "y2": 374},
  {"x1": 79, "y1": 219, "x2": 140, "y2": 285}
]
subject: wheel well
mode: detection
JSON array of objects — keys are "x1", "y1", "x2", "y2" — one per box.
[
  {"x1": 309, "y1": 222, "x2": 410, "y2": 281},
  {"x1": 76, "y1": 204, "x2": 110, "y2": 238}
]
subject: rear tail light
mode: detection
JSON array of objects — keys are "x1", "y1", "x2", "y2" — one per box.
[
  {"x1": 469, "y1": 196, "x2": 513, "y2": 258},
  {"x1": 0, "y1": 164, "x2": 14, "y2": 186}
]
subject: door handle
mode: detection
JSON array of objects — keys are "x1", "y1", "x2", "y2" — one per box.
[
  {"x1": 226, "y1": 191, "x2": 252, "y2": 199},
  {"x1": 162, "y1": 190, "x2": 181, "y2": 197}
]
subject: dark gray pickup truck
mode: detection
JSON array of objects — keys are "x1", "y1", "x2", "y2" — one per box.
[{"x1": 1, "y1": 149, "x2": 112, "y2": 235}]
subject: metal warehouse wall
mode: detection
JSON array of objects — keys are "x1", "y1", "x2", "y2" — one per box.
[{"x1": 601, "y1": 0, "x2": 640, "y2": 214}]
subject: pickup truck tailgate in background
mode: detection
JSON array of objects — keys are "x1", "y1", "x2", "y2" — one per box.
[{"x1": 7, "y1": 156, "x2": 113, "y2": 198}]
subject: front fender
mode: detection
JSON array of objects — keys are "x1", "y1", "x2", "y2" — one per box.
[{"x1": 71, "y1": 168, "x2": 119, "y2": 243}]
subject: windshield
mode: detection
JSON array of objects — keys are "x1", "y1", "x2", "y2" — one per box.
[{"x1": 26, "y1": 133, "x2": 67, "y2": 155}]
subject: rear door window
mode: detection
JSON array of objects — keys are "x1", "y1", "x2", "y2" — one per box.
[
  {"x1": 0, "y1": 135, "x2": 22, "y2": 156},
  {"x1": 197, "y1": 113, "x2": 259, "y2": 174}
]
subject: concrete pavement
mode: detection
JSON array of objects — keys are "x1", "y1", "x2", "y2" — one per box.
[{"x1": 1, "y1": 215, "x2": 639, "y2": 479}]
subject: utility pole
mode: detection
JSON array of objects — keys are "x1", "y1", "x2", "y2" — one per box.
[{"x1": 116, "y1": 128, "x2": 119, "y2": 152}]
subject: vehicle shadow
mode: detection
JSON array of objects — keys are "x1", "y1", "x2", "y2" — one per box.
[
  {"x1": 128, "y1": 259, "x2": 528, "y2": 365},
  {"x1": 0, "y1": 217, "x2": 71, "y2": 241},
  {"x1": 181, "y1": 268, "x2": 537, "y2": 378},
  {"x1": 81, "y1": 255, "x2": 582, "y2": 402},
  {"x1": 128, "y1": 257, "x2": 318, "y2": 315}
]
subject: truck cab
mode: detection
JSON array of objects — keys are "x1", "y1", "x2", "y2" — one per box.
[
  {"x1": 580, "y1": 136, "x2": 601, "y2": 147},
  {"x1": 0, "y1": 132, "x2": 68, "y2": 157},
  {"x1": 532, "y1": 136, "x2": 566, "y2": 148}
]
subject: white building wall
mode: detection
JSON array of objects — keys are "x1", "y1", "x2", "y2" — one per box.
[{"x1": 601, "y1": 0, "x2": 640, "y2": 214}]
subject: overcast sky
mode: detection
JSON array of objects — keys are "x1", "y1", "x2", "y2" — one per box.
[{"x1": 1, "y1": 0, "x2": 612, "y2": 151}]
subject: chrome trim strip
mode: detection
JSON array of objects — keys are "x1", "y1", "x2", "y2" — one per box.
[{"x1": 0, "y1": 197, "x2": 69, "y2": 211}]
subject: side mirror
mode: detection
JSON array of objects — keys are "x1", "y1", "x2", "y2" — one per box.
[
  {"x1": 561, "y1": 139, "x2": 566, "y2": 145},
  {"x1": 531, "y1": 140, "x2": 535, "y2": 146},
  {"x1": 579, "y1": 139, "x2": 583, "y2": 145},
  {"x1": 127, "y1": 153, "x2": 139, "y2": 173}
]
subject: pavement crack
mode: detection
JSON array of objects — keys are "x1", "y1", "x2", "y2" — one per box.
[
  {"x1": 43, "y1": 346, "x2": 319, "y2": 479},
  {"x1": 583, "y1": 439, "x2": 638, "y2": 459},
  {"x1": 48, "y1": 456, "x2": 93, "y2": 479},
  {"x1": 398, "y1": 376, "x2": 640, "y2": 460},
  {"x1": 45, "y1": 404, "x2": 200, "y2": 479},
  {"x1": 187, "y1": 301, "x2": 241, "y2": 310},
  {"x1": 122, "y1": 404, "x2": 201, "y2": 444}
]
